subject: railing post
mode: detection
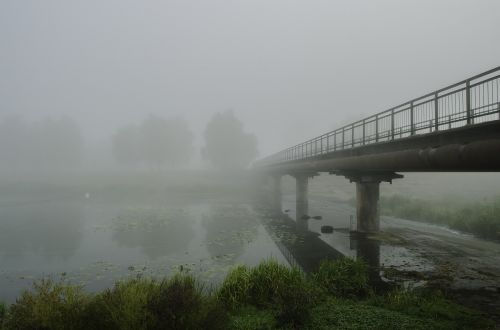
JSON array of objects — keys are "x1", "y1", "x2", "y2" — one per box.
[
  {"x1": 342, "y1": 128, "x2": 345, "y2": 150},
  {"x1": 410, "y1": 101, "x2": 415, "y2": 135},
  {"x1": 362, "y1": 120, "x2": 365, "y2": 145},
  {"x1": 320, "y1": 136, "x2": 323, "y2": 154},
  {"x1": 375, "y1": 114, "x2": 379, "y2": 142},
  {"x1": 391, "y1": 109, "x2": 395, "y2": 140},
  {"x1": 326, "y1": 134, "x2": 330, "y2": 152},
  {"x1": 334, "y1": 132, "x2": 337, "y2": 151},
  {"x1": 466, "y1": 79, "x2": 472, "y2": 124},
  {"x1": 351, "y1": 125, "x2": 354, "y2": 148},
  {"x1": 434, "y1": 92, "x2": 439, "y2": 131}
]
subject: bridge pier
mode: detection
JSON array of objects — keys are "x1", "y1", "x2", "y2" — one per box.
[
  {"x1": 295, "y1": 174, "x2": 309, "y2": 231},
  {"x1": 339, "y1": 172, "x2": 403, "y2": 233},
  {"x1": 291, "y1": 172, "x2": 318, "y2": 231}
]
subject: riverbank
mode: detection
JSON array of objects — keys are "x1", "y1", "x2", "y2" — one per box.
[
  {"x1": 380, "y1": 195, "x2": 500, "y2": 241},
  {"x1": 0, "y1": 258, "x2": 494, "y2": 329}
]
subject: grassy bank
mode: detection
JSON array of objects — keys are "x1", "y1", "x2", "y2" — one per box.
[
  {"x1": 0, "y1": 258, "x2": 493, "y2": 329},
  {"x1": 381, "y1": 195, "x2": 500, "y2": 241}
]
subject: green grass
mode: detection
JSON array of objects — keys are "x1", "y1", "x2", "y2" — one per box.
[
  {"x1": 4, "y1": 279, "x2": 90, "y2": 330},
  {"x1": 218, "y1": 259, "x2": 313, "y2": 326},
  {"x1": 381, "y1": 195, "x2": 500, "y2": 241},
  {"x1": 0, "y1": 258, "x2": 494, "y2": 329},
  {"x1": 0, "y1": 302, "x2": 6, "y2": 329},
  {"x1": 313, "y1": 258, "x2": 370, "y2": 299}
]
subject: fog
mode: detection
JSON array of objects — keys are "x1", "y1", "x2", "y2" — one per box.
[
  {"x1": 1, "y1": 0, "x2": 499, "y2": 171},
  {"x1": 2, "y1": 2, "x2": 500, "y2": 323}
]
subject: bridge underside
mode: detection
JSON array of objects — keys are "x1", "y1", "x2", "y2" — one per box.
[{"x1": 264, "y1": 120, "x2": 500, "y2": 174}]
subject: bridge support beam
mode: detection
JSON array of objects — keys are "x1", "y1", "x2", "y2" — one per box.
[{"x1": 337, "y1": 172, "x2": 403, "y2": 233}]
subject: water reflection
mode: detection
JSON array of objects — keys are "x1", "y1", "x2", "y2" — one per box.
[
  {"x1": 349, "y1": 234, "x2": 384, "y2": 285},
  {"x1": 259, "y1": 206, "x2": 384, "y2": 286},
  {"x1": 0, "y1": 203, "x2": 83, "y2": 261},
  {"x1": 111, "y1": 207, "x2": 194, "y2": 259},
  {"x1": 203, "y1": 204, "x2": 259, "y2": 262}
]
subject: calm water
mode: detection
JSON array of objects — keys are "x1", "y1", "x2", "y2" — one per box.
[
  {"x1": 3, "y1": 185, "x2": 495, "y2": 304},
  {"x1": 0, "y1": 195, "x2": 289, "y2": 303}
]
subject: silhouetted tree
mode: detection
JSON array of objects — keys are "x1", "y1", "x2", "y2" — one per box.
[
  {"x1": 141, "y1": 115, "x2": 193, "y2": 168},
  {"x1": 202, "y1": 111, "x2": 258, "y2": 169},
  {"x1": 112, "y1": 115, "x2": 194, "y2": 169}
]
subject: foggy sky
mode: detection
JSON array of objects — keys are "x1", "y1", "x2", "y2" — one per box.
[{"x1": 1, "y1": 0, "x2": 499, "y2": 159}]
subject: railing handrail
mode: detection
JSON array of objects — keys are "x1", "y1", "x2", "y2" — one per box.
[{"x1": 257, "y1": 66, "x2": 500, "y2": 166}]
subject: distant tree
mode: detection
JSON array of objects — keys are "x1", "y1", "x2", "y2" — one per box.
[
  {"x1": 112, "y1": 115, "x2": 194, "y2": 169},
  {"x1": 140, "y1": 115, "x2": 193, "y2": 168},
  {"x1": 202, "y1": 111, "x2": 258, "y2": 169}
]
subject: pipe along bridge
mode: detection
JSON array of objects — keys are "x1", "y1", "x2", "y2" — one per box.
[{"x1": 255, "y1": 66, "x2": 500, "y2": 233}]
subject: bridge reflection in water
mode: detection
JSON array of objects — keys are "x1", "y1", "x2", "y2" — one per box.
[{"x1": 258, "y1": 205, "x2": 385, "y2": 287}]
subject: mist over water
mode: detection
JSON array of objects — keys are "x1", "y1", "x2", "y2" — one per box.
[{"x1": 0, "y1": 0, "x2": 500, "y2": 325}]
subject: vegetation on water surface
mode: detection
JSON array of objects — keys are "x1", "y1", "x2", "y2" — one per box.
[
  {"x1": 381, "y1": 195, "x2": 500, "y2": 241},
  {"x1": 0, "y1": 258, "x2": 494, "y2": 329}
]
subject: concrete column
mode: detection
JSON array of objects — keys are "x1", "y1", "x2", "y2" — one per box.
[
  {"x1": 295, "y1": 174, "x2": 309, "y2": 231},
  {"x1": 337, "y1": 171, "x2": 402, "y2": 234},
  {"x1": 355, "y1": 181, "x2": 380, "y2": 232}
]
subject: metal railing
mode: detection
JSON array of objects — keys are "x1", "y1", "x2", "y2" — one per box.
[{"x1": 258, "y1": 66, "x2": 500, "y2": 166}]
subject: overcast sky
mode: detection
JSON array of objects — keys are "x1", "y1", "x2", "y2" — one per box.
[{"x1": 1, "y1": 0, "x2": 499, "y2": 158}]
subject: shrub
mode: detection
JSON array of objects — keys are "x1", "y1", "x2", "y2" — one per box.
[
  {"x1": 5, "y1": 279, "x2": 89, "y2": 330},
  {"x1": 228, "y1": 306, "x2": 277, "y2": 330},
  {"x1": 0, "y1": 301, "x2": 6, "y2": 328},
  {"x1": 217, "y1": 265, "x2": 252, "y2": 309},
  {"x1": 83, "y1": 278, "x2": 158, "y2": 330},
  {"x1": 313, "y1": 258, "x2": 370, "y2": 298},
  {"x1": 218, "y1": 260, "x2": 313, "y2": 326},
  {"x1": 147, "y1": 274, "x2": 227, "y2": 330}
]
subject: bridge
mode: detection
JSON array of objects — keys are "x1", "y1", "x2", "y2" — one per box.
[{"x1": 255, "y1": 66, "x2": 500, "y2": 233}]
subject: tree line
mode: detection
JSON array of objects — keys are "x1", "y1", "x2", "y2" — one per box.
[{"x1": 0, "y1": 111, "x2": 258, "y2": 171}]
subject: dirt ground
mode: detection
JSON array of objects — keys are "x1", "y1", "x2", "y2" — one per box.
[{"x1": 379, "y1": 221, "x2": 500, "y2": 323}]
